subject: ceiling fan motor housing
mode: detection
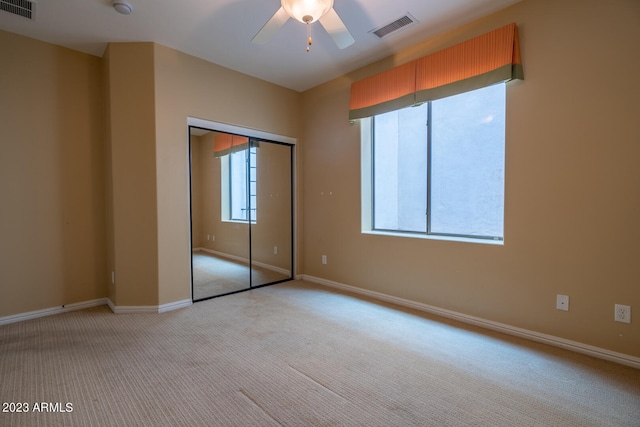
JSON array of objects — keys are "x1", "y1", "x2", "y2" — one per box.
[{"x1": 281, "y1": 0, "x2": 334, "y2": 23}]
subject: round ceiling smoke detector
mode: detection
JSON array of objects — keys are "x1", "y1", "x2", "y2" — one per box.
[{"x1": 112, "y1": 0, "x2": 133, "y2": 15}]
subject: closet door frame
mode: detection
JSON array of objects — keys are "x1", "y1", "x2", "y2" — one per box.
[{"x1": 187, "y1": 117, "x2": 296, "y2": 302}]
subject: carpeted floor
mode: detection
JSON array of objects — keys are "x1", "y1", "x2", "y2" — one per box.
[{"x1": 1, "y1": 280, "x2": 638, "y2": 426}]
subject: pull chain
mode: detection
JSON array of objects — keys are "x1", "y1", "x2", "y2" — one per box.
[{"x1": 303, "y1": 15, "x2": 313, "y2": 52}]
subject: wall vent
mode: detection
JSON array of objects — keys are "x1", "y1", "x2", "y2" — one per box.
[
  {"x1": 370, "y1": 13, "x2": 416, "y2": 39},
  {"x1": 1, "y1": 0, "x2": 36, "y2": 20}
]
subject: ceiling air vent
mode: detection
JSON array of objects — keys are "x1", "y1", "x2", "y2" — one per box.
[
  {"x1": 370, "y1": 13, "x2": 417, "y2": 39},
  {"x1": 1, "y1": 0, "x2": 36, "y2": 20}
]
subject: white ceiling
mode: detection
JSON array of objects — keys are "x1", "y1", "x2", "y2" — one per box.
[{"x1": 0, "y1": 0, "x2": 522, "y2": 92}]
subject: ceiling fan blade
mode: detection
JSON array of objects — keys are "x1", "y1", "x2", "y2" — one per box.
[
  {"x1": 319, "y1": 8, "x2": 355, "y2": 49},
  {"x1": 251, "y1": 7, "x2": 290, "y2": 45}
]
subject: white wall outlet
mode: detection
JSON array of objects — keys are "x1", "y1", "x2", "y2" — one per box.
[
  {"x1": 556, "y1": 294, "x2": 569, "y2": 311},
  {"x1": 207, "y1": 234, "x2": 210, "y2": 240},
  {"x1": 274, "y1": 246, "x2": 278, "y2": 255},
  {"x1": 614, "y1": 304, "x2": 631, "y2": 323},
  {"x1": 111, "y1": 271, "x2": 115, "y2": 284},
  {"x1": 322, "y1": 255, "x2": 327, "y2": 265},
  {"x1": 212, "y1": 235, "x2": 215, "y2": 241}
]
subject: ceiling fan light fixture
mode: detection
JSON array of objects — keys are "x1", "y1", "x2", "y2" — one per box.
[
  {"x1": 281, "y1": 0, "x2": 333, "y2": 24},
  {"x1": 251, "y1": 0, "x2": 353, "y2": 50}
]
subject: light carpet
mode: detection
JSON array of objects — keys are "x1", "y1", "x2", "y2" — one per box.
[{"x1": 0, "y1": 280, "x2": 638, "y2": 426}]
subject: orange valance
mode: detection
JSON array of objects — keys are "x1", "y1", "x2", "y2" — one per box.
[
  {"x1": 214, "y1": 134, "x2": 249, "y2": 157},
  {"x1": 349, "y1": 23, "x2": 523, "y2": 120},
  {"x1": 348, "y1": 61, "x2": 416, "y2": 122}
]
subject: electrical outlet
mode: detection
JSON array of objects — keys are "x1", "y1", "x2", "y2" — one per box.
[
  {"x1": 614, "y1": 304, "x2": 631, "y2": 324},
  {"x1": 322, "y1": 255, "x2": 327, "y2": 265},
  {"x1": 556, "y1": 294, "x2": 569, "y2": 311},
  {"x1": 274, "y1": 246, "x2": 278, "y2": 255}
]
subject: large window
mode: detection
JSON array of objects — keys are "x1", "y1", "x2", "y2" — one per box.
[{"x1": 368, "y1": 83, "x2": 505, "y2": 241}]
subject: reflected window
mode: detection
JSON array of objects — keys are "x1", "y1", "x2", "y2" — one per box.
[{"x1": 228, "y1": 146, "x2": 257, "y2": 222}]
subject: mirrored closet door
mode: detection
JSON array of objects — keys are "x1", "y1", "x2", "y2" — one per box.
[
  {"x1": 189, "y1": 127, "x2": 293, "y2": 301},
  {"x1": 250, "y1": 141, "x2": 292, "y2": 288}
]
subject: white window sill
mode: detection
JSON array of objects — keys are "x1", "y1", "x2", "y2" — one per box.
[
  {"x1": 361, "y1": 229, "x2": 503, "y2": 246},
  {"x1": 221, "y1": 219, "x2": 256, "y2": 225}
]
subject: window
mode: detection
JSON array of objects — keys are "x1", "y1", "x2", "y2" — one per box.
[
  {"x1": 366, "y1": 83, "x2": 505, "y2": 241},
  {"x1": 226, "y1": 146, "x2": 257, "y2": 222}
]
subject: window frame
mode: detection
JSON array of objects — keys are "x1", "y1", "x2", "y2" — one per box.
[{"x1": 362, "y1": 86, "x2": 505, "y2": 245}]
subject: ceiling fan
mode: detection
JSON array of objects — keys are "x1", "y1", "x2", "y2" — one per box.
[{"x1": 252, "y1": 0, "x2": 355, "y2": 51}]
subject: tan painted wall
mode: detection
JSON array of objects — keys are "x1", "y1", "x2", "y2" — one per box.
[
  {"x1": 0, "y1": 30, "x2": 106, "y2": 316},
  {"x1": 153, "y1": 44, "x2": 301, "y2": 305},
  {"x1": 300, "y1": 0, "x2": 640, "y2": 357},
  {"x1": 105, "y1": 43, "x2": 159, "y2": 307},
  {"x1": 103, "y1": 47, "x2": 116, "y2": 303}
]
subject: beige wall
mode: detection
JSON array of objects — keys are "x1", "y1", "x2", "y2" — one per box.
[
  {"x1": 153, "y1": 43, "x2": 301, "y2": 305},
  {"x1": 0, "y1": 30, "x2": 106, "y2": 316},
  {"x1": 300, "y1": 0, "x2": 640, "y2": 357},
  {"x1": 103, "y1": 46, "x2": 115, "y2": 303},
  {"x1": 0, "y1": 34, "x2": 299, "y2": 313},
  {"x1": 105, "y1": 43, "x2": 159, "y2": 307}
]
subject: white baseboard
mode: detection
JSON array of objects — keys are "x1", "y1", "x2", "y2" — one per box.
[
  {"x1": 0, "y1": 298, "x2": 109, "y2": 326},
  {"x1": 106, "y1": 301, "x2": 158, "y2": 314},
  {"x1": 300, "y1": 275, "x2": 640, "y2": 369},
  {"x1": 195, "y1": 248, "x2": 290, "y2": 276},
  {"x1": 251, "y1": 260, "x2": 290, "y2": 276},
  {"x1": 0, "y1": 297, "x2": 193, "y2": 324},
  {"x1": 63, "y1": 298, "x2": 109, "y2": 312},
  {"x1": 195, "y1": 247, "x2": 249, "y2": 265},
  {"x1": 106, "y1": 298, "x2": 192, "y2": 314},
  {"x1": 159, "y1": 299, "x2": 192, "y2": 313}
]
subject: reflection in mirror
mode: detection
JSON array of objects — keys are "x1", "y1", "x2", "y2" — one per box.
[
  {"x1": 189, "y1": 127, "x2": 293, "y2": 301},
  {"x1": 190, "y1": 129, "x2": 250, "y2": 300},
  {"x1": 250, "y1": 141, "x2": 292, "y2": 287}
]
